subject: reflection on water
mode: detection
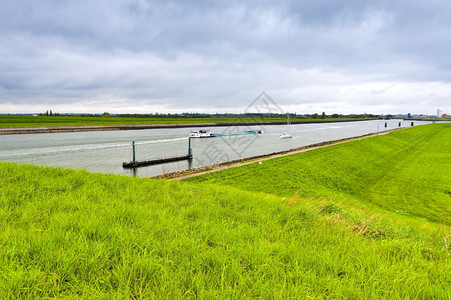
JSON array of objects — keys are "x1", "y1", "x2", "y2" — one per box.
[{"x1": 0, "y1": 120, "x2": 430, "y2": 177}]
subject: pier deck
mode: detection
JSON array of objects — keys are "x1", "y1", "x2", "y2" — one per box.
[{"x1": 122, "y1": 154, "x2": 193, "y2": 168}]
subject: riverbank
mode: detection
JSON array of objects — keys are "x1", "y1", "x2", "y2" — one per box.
[
  {"x1": 1, "y1": 123, "x2": 449, "y2": 298},
  {"x1": 155, "y1": 128, "x2": 398, "y2": 180},
  {"x1": 0, "y1": 118, "x2": 377, "y2": 135},
  {"x1": 185, "y1": 123, "x2": 451, "y2": 224}
]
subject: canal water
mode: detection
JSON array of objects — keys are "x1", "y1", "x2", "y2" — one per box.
[{"x1": 0, "y1": 120, "x2": 429, "y2": 177}]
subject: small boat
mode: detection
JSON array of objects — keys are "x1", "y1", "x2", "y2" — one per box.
[
  {"x1": 245, "y1": 130, "x2": 263, "y2": 134},
  {"x1": 189, "y1": 129, "x2": 213, "y2": 138},
  {"x1": 280, "y1": 132, "x2": 292, "y2": 139},
  {"x1": 280, "y1": 113, "x2": 292, "y2": 139}
]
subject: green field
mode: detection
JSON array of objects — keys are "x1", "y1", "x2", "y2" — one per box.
[
  {"x1": 0, "y1": 115, "x2": 362, "y2": 128},
  {"x1": 0, "y1": 124, "x2": 450, "y2": 298}
]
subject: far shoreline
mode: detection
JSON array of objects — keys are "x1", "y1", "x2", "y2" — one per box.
[{"x1": 0, "y1": 119, "x2": 380, "y2": 135}]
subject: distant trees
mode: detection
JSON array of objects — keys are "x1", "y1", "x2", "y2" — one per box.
[
  {"x1": 34, "y1": 111, "x2": 380, "y2": 119},
  {"x1": 40, "y1": 110, "x2": 61, "y2": 116}
]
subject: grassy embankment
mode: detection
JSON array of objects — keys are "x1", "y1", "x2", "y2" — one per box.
[
  {"x1": 0, "y1": 124, "x2": 450, "y2": 298},
  {"x1": 186, "y1": 123, "x2": 451, "y2": 225},
  {"x1": 0, "y1": 115, "x2": 362, "y2": 128}
]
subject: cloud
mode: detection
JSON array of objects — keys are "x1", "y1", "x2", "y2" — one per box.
[{"x1": 0, "y1": 0, "x2": 450, "y2": 115}]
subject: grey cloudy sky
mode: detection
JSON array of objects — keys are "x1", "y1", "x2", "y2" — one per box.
[{"x1": 1, "y1": 0, "x2": 450, "y2": 115}]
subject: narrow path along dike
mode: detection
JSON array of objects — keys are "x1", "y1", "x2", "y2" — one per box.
[{"x1": 154, "y1": 128, "x2": 399, "y2": 181}]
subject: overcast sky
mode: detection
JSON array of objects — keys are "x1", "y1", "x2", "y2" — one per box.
[{"x1": 1, "y1": 0, "x2": 450, "y2": 115}]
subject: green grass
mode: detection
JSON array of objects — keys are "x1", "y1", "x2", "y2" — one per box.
[
  {"x1": 186, "y1": 123, "x2": 451, "y2": 224},
  {"x1": 0, "y1": 115, "x2": 363, "y2": 128},
  {"x1": 0, "y1": 124, "x2": 450, "y2": 298}
]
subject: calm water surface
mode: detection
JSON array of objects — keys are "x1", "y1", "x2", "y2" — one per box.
[{"x1": 0, "y1": 120, "x2": 429, "y2": 177}]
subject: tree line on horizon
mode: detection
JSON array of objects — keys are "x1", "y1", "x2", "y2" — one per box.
[{"x1": 35, "y1": 111, "x2": 380, "y2": 119}]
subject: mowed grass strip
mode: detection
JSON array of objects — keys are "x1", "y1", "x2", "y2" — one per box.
[
  {"x1": 0, "y1": 161, "x2": 450, "y2": 298},
  {"x1": 186, "y1": 123, "x2": 451, "y2": 224}
]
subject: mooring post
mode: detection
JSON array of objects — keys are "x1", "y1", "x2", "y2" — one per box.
[
  {"x1": 132, "y1": 141, "x2": 136, "y2": 162},
  {"x1": 411, "y1": 122, "x2": 414, "y2": 126},
  {"x1": 385, "y1": 122, "x2": 387, "y2": 128},
  {"x1": 399, "y1": 122, "x2": 401, "y2": 127},
  {"x1": 188, "y1": 137, "x2": 193, "y2": 157}
]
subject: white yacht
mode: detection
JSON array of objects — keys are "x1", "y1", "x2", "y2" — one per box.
[
  {"x1": 189, "y1": 129, "x2": 213, "y2": 138},
  {"x1": 280, "y1": 132, "x2": 292, "y2": 139},
  {"x1": 280, "y1": 113, "x2": 293, "y2": 139}
]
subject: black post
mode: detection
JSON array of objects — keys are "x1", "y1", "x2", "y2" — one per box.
[
  {"x1": 132, "y1": 141, "x2": 136, "y2": 162},
  {"x1": 399, "y1": 122, "x2": 401, "y2": 127},
  {"x1": 385, "y1": 122, "x2": 387, "y2": 128},
  {"x1": 188, "y1": 137, "x2": 192, "y2": 157},
  {"x1": 411, "y1": 122, "x2": 414, "y2": 126}
]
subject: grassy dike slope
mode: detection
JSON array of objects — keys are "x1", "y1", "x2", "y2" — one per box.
[
  {"x1": 187, "y1": 123, "x2": 451, "y2": 224},
  {"x1": 0, "y1": 125, "x2": 449, "y2": 298}
]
